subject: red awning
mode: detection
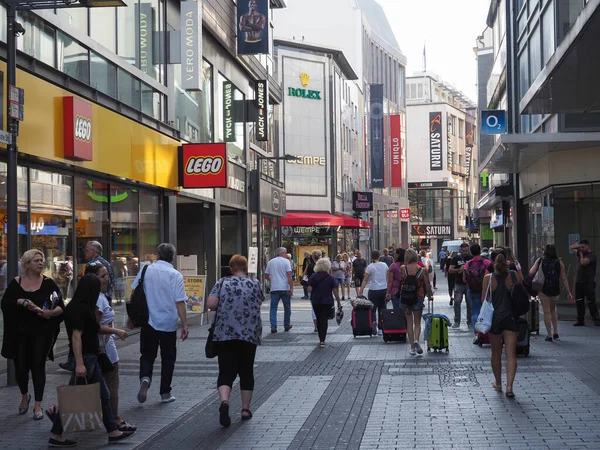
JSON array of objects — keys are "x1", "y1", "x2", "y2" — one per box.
[{"x1": 281, "y1": 212, "x2": 372, "y2": 229}]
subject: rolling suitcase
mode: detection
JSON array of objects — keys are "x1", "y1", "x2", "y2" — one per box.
[
  {"x1": 352, "y1": 308, "x2": 374, "y2": 338},
  {"x1": 426, "y1": 301, "x2": 449, "y2": 352},
  {"x1": 379, "y1": 309, "x2": 407, "y2": 343},
  {"x1": 528, "y1": 299, "x2": 540, "y2": 335},
  {"x1": 516, "y1": 318, "x2": 530, "y2": 356},
  {"x1": 476, "y1": 332, "x2": 491, "y2": 346}
]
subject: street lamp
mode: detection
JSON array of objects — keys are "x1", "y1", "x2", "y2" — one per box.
[
  {"x1": 3, "y1": 0, "x2": 126, "y2": 387},
  {"x1": 375, "y1": 202, "x2": 399, "y2": 251}
]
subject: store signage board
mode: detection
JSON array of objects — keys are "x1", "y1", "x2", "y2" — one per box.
[
  {"x1": 248, "y1": 247, "x2": 259, "y2": 274},
  {"x1": 385, "y1": 209, "x2": 399, "y2": 219},
  {"x1": 481, "y1": 110, "x2": 507, "y2": 134},
  {"x1": 389, "y1": 114, "x2": 402, "y2": 188},
  {"x1": 400, "y1": 208, "x2": 410, "y2": 220},
  {"x1": 179, "y1": 143, "x2": 228, "y2": 188},
  {"x1": 411, "y1": 224, "x2": 452, "y2": 237},
  {"x1": 0, "y1": 130, "x2": 12, "y2": 145},
  {"x1": 223, "y1": 81, "x2": 236, "y2": 142},
  {"x1": 256, "y1": 79, "x2": 268, "y2": 141},
  {"x1": 370, "y1": 84, "x2": 384, "y2": 187},
  {"x1": 63, "y1": 97, "x2": 93, "y2": 161},
  {"x1": 352, "y1": 191, "x2": 373, "y2": 212},
  {"x1": 408, "y1": 181, "x2": 448, "y2": 189},
  {"x1": 429, "y1": 112, "x2": 443, "y2": 171},
  {"x1": 136, "y1": 3, "x2": 154, "y2": 77},
  {"x1": 180, "y1": 1, "x2": 203, "y2": 90}
]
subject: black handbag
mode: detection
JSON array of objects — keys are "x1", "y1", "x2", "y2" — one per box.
[
  {"x1": 205, "y1": 279, "x2": 225, "y2": 359},
  {"x1": 98, "y1": 352, "x2": 115, "y2": 374}
]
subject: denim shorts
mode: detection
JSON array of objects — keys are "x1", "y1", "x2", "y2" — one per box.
[
  {"x1": 401, "y1": 297, "x2": 425, "y2": 311},
  {"x1": 334, "y1": 276, "x2": 345, "y2": 287}
]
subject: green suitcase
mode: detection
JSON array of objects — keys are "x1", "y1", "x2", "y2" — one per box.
[{"x1": 427, "y1": 316, "x2": 449, "y2": 353}]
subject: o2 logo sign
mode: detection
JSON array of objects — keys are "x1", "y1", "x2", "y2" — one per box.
[
  {"x1": 179, "y1": 144, "x2": 228, "y2": 188},
  {"x1": 185, "y1": 156, "x2": 224, "y2": 176},
  {"x1": 75, "y1": 116, "x2": 92, "y2": 142}
]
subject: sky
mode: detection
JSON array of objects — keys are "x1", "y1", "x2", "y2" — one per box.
[{"x1": 376, "y1": 0, "x2": 491, "y2": 102}]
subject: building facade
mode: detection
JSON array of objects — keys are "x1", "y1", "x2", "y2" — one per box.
[
  {"x1": 480, "y1": 0, "x2": 600, "y2": 313},
  {"x1": 406, "y1": 73, "x2": 479, "y2": 255},
  {"x1": 274, "y1": 0, "x2": 410, "y2": 254}
]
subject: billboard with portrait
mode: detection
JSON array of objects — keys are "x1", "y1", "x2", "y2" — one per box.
[{"x1": 237, "y1": 0, "x2": 269, "y2": 55}]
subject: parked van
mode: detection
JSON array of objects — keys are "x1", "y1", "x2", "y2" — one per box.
[{"x1": 441, "y1": 240, "x2": 466, "y2": 254}]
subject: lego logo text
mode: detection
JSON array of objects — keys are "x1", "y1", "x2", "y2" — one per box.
[
  {"x1": 185, "y1": 156, "x2": 224, "y2": 175},
  {"x1": 75, "y1": 116, "x2": 91, "y2": 142}
]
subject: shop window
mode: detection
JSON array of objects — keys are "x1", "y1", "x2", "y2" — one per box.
[
  {"x1": 16, "y1": 11, "x2": 55, "y2": 67},
  {"x1": 118, "y1": 69, "x2": 142, "y2": 110},
  {"x1": 90, "y1": 51, "x2": 117, "y2": 98},
  {"x1": 29, "y1": 169, "x2": 73, "y2": 299},
  {"x1": 59, "y1": 7, "x2": 88, "y2": 35},
  {"x1": 142, "y1": 82, "x2": 162, "y2": 120},
  {"x1": 139, "y1": 191, "x2": 161, "y2": 270},
  {"x1": 90, "y1": 7, "x2": 116, "y2": 52},
  {"x1": 0, "y1": 163, "x2": 28, "y2": 289},
  {"x1": 57, "y1": 32, "x2": 89, "y2": 84},
  {"x1": 174, "y1": 59, "x2": 213, "y2": 143}
]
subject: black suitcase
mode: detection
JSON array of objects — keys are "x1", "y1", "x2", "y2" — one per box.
[
  {"x1": 516, "y1": 318, "x2": 530, "y2": 357},
  {"x1": 352, "y1": 308, "x2": 374, "y2": 338},
  {"x1": 379, "y1": 309, "x2": 407, "y2": 343},
  {"x1": 528, "y1": 299, "x2": 540, "y2": 335}
]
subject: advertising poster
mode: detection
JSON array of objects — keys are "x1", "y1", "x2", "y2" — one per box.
[
  {"x1": 389, "y1": 114, "x2": 402, "y2": 188},
  {"x1": 429, "y1": 111, "x2": 443, "y2": 171},
  {"x1": 184, "y1": 275, "x2": 206, "y2": 313},
  {"x1": 237, "y1": 0, "x2": 269, "y2": 55},
  {"x1": 370, "y1": 84, "x2": 384, "y2": 187},
  {"x1": 568, "y1": 234, "x2": 580, "y2": 253}
]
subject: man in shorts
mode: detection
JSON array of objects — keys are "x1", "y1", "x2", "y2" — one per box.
[{"x1": 352, "y1": 251, "x2": 368, "y2": 298}]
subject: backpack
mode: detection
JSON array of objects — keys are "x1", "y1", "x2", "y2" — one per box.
[
  {"x1": 465, "y1": 259, "x2": 486, "y2": 292},
  {"x1": 126, "y1": 264, "x2": 149, "y2": 327},
  {"x1": 509, "y1": 271, "x2": 530, "y2": 317},
  {"x1": 400, "y1": 266, "x2": 423, "y2": 306},
  {"x1": 541, "y1": 259, "x2": 560, "y2": 295}
]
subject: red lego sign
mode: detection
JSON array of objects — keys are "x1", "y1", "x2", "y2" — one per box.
[
  {"x1": 179, "y1": 143, "x2": 228, "y2": 188},
  {"x1": 63, "y1": 97, "x2": 93, "y2": 161}
]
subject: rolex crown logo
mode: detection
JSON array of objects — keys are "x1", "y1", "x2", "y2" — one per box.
[{"x1": 300, "y1": 73, "x2": 310, "y2": 87}]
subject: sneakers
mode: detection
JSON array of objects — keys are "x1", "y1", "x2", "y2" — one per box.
[
  {"x1": 377, "y1": 329, "x2": 383, "y2": 336},
  {"x1": 342, "y1": 296, "x2": 345, "y2": 301},
  {"x1": 284, "y1": 324, "x2": 293, "y2": 332},
  {"x1": 409, "y1": 348, "x2": 416, "y2": 356},
  {"x1": 473, "y1": 337, "x2": 481, "y2": 345},
  {"x1": 414, "y1": 341, "x2": 423, "y2": 355},
  {"x1": 553, "y1": 333, "x2": 559, "y2": 340},
  {"x1": 451, "y1": 323, "x2": 460, "y2": 329},
  {"x1": 449, "y1": 298, "x2": 454, "y2": 306},
  {"x1": 137, "y1": 378, "x2": 150, "y2": 404},
  {"x1": 58, "y1": 362, "x2": 73, "y2": 372},
  {"x1": 545, "y1": 336, "x2": 553, "y2": 342},
  {"x1": 161, "y1": 393, "x2": 176, "y2": 403},
  {"x1": 48, "y1": 438, "x2": 77, "y2": 448},
  {"x1": 271, "y1": 327, "x2": 278, "y2": 333}
]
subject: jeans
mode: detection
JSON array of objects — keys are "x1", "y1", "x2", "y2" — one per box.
[
  {"x1": 217, "y1": 340, "x2": 257, "y2": 390},
  {"x1": 468, "y1": 290, "x2": 482, "y2": 334},
  {"x1": 302, "y1": 282, "x2": 309, "y2": 298},
  {"x1": 575, "y1": 281, "x2": 600, "y2": 322},
  {"x1": 312, "y1": 304, "x2": 331, "y2": 343},
  {"x1": 453, "y1": 283, "x2": 471, "y2": 326},
  {"x1": 140, "y1": 324, "x2": 177, "y2": 395},
  {"x1": 368, "y1": 289, "x2": 387, "y2": 327},
  {"x1": 391, "y1": 293, "x2": 401, "y2": 310},
  {"x1": 15, "y1": 331, "x2": 54, "y2": 402},
  {"x1": 448, "y1": 276, "x2": 455, "y2": 298},
  {"x1": 270, "y1": 291, "x2": 291, "y2": 329},
  {"x1": 51, "y1": 354, "x2": 117, "y2": 435}
]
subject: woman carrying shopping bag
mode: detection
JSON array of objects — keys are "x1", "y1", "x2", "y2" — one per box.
[{"x1": 46, "y1": 274, "x2": 136, "y2": 447}]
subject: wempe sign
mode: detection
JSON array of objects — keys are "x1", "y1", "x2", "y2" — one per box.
[{"x1": 429, "y1": 112, "x2": 443, "y2": 171}]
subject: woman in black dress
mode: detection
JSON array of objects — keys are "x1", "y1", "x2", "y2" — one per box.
[{"x1": 1, "y1": 249, "x2": 64, "y2": 420}]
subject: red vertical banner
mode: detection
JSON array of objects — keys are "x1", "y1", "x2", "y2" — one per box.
[{"x1": 390, "y1": 114, "x2": 402, "y2": 187}]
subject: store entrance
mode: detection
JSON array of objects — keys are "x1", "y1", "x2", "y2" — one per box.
[{"x1": 221, "y1": 207, "x2": 247, "y2": 276}]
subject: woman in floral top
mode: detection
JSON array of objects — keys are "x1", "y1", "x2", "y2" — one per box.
[{"x1": 207, "y1": 255, "x2": 263, "y2": 428}]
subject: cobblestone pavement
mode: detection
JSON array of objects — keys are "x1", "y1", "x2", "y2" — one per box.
[{"x1": 2, "y1": 268, "x2": 600, "y2": 449}]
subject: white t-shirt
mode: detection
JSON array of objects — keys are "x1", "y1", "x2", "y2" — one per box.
[
  {"x1": 96, "y1": 293, "x2": 118, "y2": 364},
  {"x1": 331, "y1": 261, "x2": 346, "y2": 279},
  {"x1": 366, "y1": 261, "x2": 389, "y2": 290},
  {"x1": 265, "y1": 256, "x2": 292, "y2": 291}
]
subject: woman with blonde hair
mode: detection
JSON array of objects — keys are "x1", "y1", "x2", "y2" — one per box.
[
  {"x1": 1, "y1": 249, "x2": 64, "y2": 420},
  {"x1": 308, "y1": 258, "x2": 341, "y2": 347},
  {"x1": 207, "y1": 255, "x2": 264, "y2": 427}
]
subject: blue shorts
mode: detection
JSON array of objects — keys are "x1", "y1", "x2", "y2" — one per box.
[{"x1": 401, "y1": 297, "x2": 425, "y2": 311}]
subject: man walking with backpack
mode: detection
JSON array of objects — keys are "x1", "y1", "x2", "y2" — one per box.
[
  {"x1": 449, "y1": 243, "x2": 472, "y2": 329},
  {"x1": 464, "y1": 244, "x2": 491, "y2": 343}
]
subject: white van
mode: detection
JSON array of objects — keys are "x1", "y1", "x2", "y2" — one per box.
[{"x1": 441, "y1": 240, "x2": 466, "y2": 254}]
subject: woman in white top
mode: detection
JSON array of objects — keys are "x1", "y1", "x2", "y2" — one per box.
[
  {"x1": 85, "y1": 263, "x2": 135, "y2": 432},
  {"x1": 426, "y1": 252, "x2": 435, "y2": 289},
  {"x1": 359, "y1": 250, "x2": 389, "y2": 334}
]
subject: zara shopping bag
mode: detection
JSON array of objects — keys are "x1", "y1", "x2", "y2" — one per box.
[
  {"x1": 475, "y1": 278, "x2": 494, "y2": 334},
  {"x1": 56, "y1": 379, "x2": 103, "y2": 433}
]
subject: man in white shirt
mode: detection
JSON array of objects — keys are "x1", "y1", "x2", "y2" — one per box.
[
  {"x1": 265, "y1": 247, "x2": 293, "y2": 333},
  {"x1": 130, "y1": 243, "x2": 188, "y2": 404}
]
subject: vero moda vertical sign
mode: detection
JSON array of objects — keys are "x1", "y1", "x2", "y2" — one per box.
[
  {"x1": 180, "y1": 1, "x2": 203, "y2": 91},
  {"x1": 429, "y1": 111, "x2": 443, "y2": 171},
  {"x1": 389, "y1": 114, "x2": 402, "y2": 188},
  {"x1": 370, "y1": 84, "x2": 384, "y2": 188}
]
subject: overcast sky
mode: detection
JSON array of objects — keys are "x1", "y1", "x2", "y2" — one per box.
[{"x1": 376, "y1": 0, "x2": 491, "y2": 102}]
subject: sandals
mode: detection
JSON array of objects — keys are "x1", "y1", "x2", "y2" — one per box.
[
  {"x1": 241, "y1": 409, "x2": 253, "y2": 421},
  {"x1": 492, "y1": 382, "x2": 502, "y2": 392},
  {"x1": 505, "y1": 390, "x2": 515, "y2": 399},
  {"x1": 117, "y1": 421, "x2": 137, "y2": 432},
  {"x1": 219, "y1": 401, "x2": 231, "y2": 427}
]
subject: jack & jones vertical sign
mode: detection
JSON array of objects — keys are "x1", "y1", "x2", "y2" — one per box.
[
  {"x1": 135, "y1": 3, "x2": 153, "y2": 76},
  {"x1": 429, "y1": 111, "x2": 443, "y2": 171},
  {"x1": 223, "y1": 81, "x2": 236, "y2": 142},
  {"x1": 370, "y1": 84, "x2": 384, "y2": 188},
  {"x1": 256, "y1": 79, "x2": 268, "y2": 141},
  {"x1": 237, "y1": 0, "x2": 270, "y2": 55},
  {"x1": 390, "y1": 114, "x2": 402, "y2": 188},
  {"x1": 63, "y1": 97, "x2": 93, "y2": 161},
  {"x1": 180, "y1": 1, "x2": 203, "y2": 91},
  {"x1": 179, "y1": 143, "x2": 228, "y2": 188}
]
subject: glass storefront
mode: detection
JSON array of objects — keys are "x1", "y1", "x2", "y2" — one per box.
[{"x1": 282, "y1": 226, "x2": 331, "y2": 279}]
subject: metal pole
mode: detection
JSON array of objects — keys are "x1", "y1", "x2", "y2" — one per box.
[
  {"x1": 377, "y1": 210, "x2": 380, "y2": 251},
  {"x1": 6, "y1": 4, "x2": 18, "y2": 387},
  {"x1": 256, "y1": 155, "x2": 262, "y2": 283}
]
